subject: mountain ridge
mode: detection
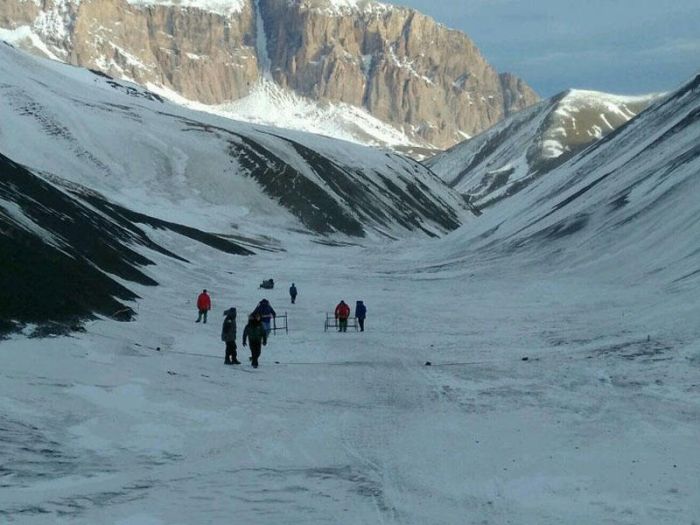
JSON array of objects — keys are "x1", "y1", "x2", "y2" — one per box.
[
  {"x1": 427, "y1": 88, "x2": 660, "y2": 207},
  {"x1": 0, "y1": 0, "x2": 539, "y2": 150}
]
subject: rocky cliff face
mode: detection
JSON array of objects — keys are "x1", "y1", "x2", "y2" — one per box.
[{"x1": 0, "y1": 0, "x2": 539, "y2": 149}]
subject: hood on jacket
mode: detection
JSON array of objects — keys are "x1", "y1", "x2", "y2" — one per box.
[{"x1": 224, "y1": 307, "x2": 236, "y2": 318}]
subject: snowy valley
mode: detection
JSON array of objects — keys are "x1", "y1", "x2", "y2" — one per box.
[{"x1": 1, "y1": 41, "x2": 700, "y2": 525}]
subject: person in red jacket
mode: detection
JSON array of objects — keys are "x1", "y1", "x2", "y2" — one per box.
[
  {"x1": 196, "y1": 289, "x2": 211, "y2": 323},
  {"x1": 335, "y1": 300, "x2": 351, "y2": 332}
]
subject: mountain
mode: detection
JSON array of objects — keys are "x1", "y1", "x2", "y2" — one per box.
[
  {"x1": 0, "y1": 43, "x2": 467, "y2": 334},
  {"x1": 0, "y1": 0, "x2": 539, "y2": 150},
  {"x1": 424, "y1": 74, "x2": 700, "y2": 285},
  {"x1": 427, "y1": 89, "x2": 659, "y2": 207},
  {"x1": 0, "y1": 151, "x2": 258, "y2": 334},
  {"x1": 1, "y1": 69, "x2": 699, "y2": 525},
  {"x1": 1, "y1": 28, "x2": 699, "y2": 525}
]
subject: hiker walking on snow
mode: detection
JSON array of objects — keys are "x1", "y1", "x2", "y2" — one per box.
[
  {"x1": 289, "y1": 283, "x2": 298, "y2": 304},
  {"x1": 196, "y1": 289, "x2": 211, "y2": 323},
  {"x1": 221, "y1": 307, "x2": 240, "y2": 365},
  {"x1": 335, "y1": 300, "x2": 351, "y2": 332},
  {"x1": 355, "y1": 300, "x2": 367, "y2": 332},
  {"x1": 253, "y1": 298, "x2": 276, "y2": 336},
  {"x1": 243, "y1": 313, "x2": 267, "y2": 368}
]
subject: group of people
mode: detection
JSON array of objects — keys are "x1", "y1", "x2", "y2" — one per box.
[
  {"x1": 197, "y1": 290, "x2": 276, "y2": 368},
  {"x1": 334, "y1": 300, "x2": 367, "y2": 332},
  {"x1": 221, "y1": 298, "x2": 276, "y2": 368},
  {"x1": 195, "y1": 286, "x2": 368, "y2": 369}
]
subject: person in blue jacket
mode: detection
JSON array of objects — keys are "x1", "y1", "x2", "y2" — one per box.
[
  {"x1": 253, "y1": 298, "x2": 276, "y2": 336},
  {"x1": 355, "y1": 300, "x2": 367, "y2": 332}
]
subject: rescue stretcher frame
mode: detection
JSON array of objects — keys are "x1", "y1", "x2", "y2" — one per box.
[{"x1": 323, "y1": 313, "x2": 358, "y2": 332}]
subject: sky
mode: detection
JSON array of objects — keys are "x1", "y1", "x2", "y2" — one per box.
[{"x1": 387, "y1": 0, "x2": 700, "y2": 98}]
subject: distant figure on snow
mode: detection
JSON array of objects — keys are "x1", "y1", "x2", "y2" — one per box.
[
  {"x1": 335, "y1": 300, "x2": 351, "y2": 332},
  {"x1": 289, "y1": 283, "x2": 298, "y2": 304},
  {"x1": 221, "y1": 307, "x2": 240, "y2": 364},
  {"x1": 242, "y1": 313, "x2": 267, "y2": 368},
  {"x1": 196, "y1": 289, "x2": 211, "y2": 323},
  {"x1": 355, "y1": 300, "x2": 367, "y2": 332},
  {"x1": 253, "y1": 298, "x2": 276, "y2": 336}
]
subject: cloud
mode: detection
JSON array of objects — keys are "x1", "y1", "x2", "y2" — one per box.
[{"x1": 637, "y1": 38, "x2": 700, "y2": 57}]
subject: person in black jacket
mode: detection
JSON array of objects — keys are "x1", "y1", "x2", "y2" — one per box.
[
  {"x1": 289, "y1": 283, "x2": 298, "y2": 304},
  {"x1": 221, "y1": 307, "x2": 239, "y2": 364},
  {"x1": 242, "y1": 313, "x2": 267, "y2": 368}
]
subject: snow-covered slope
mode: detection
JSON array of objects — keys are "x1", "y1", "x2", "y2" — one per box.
[
  {"x1": 0, "y1": 43, "x2": 465, "y2": 241},
  {"x1": 428, "y1": 89, "x2": 659, "y2": 207},
  {"x1": 1, "y1": 48, "x2": 699, "y2": 525},
  {"x1": 0, "y1": 151, "x2": 258, "y2": 334},
  {"x1": 420, "y1": 74, "x2": 700, "y2": 287},
  {"x1": 148, "y1": 79, "x2": 438, "y2": 155},
  {"x1": 0, "y1": 42, "x2": 467, "y2": 334}
]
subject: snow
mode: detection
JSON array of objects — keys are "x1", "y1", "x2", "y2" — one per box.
[
  {"x1": 428, "y1": 87, "x2": 662, "y2": 205},
  {"x1": 388, "y1": 44, "x2": 435, "y2": 85},
  {"x1": 126, "y1": 0, "x2": 246, "y2": 16},
  {"x1": 541, "y1": 138, "x2": 566, "y2": 158},
  {"x1": 0, "y1": 198, "x2": 69, "y2": 251},
  {"x1": 147, "y1": 78, "x2": 422, "y2": 149},
  {"x1": 0, "y1": 43, "x2": 463, "y2": 240},
  {"x1": 1, "y1": 37, "x2": 699, "y2": 525},
  {"x1": 1, "y1": 227, "x2": 699, "y2": 523},
  {"x1": 0, "y1": 26, "x2": 62, "y2": 60},
  {"x1": 0, "y1": 0, "x2": 425, "y2": 152},
  {"x1": 33, "y1": 0, "x2": 75, "y2": 43},
  {"x1": 293, "y1": 0, "x2": 391, "y2": 16}
]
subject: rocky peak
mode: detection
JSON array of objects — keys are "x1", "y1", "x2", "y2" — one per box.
[{"x1": 0, "y1": 0, "x2": 539, "y2": 149}]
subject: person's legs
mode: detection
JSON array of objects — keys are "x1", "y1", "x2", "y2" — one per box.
[
  {"x1": 250, "y1": 340, "x2": 262, "y2": 367},
  {"x1": 203, "y1": 310, "x2": 208, "y2": 324},
  {"x1": 196, "y1": 310, "x2": 203, "y2": 322},
  {"x1": 358, "y1": 318, "x2": 364, "y2": 331},
  {"x1": 225, "y1": 342, "x2": 239, "y2": 364}
]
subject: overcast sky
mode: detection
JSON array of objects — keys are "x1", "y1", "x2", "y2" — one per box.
[{"x1": 386, "y1": 0, "x2": 700, "y2": 98}]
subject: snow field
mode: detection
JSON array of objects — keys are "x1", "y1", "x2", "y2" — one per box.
[{"x1": 1, "y1": 233, "x2": 698, "y2": 523}]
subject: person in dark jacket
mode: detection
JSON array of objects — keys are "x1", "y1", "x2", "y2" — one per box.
[
  {"x1": 253, "y1": 299, "x2": 276, "y2": 336},
  {"x1": 355, "y1": 300, "x2": 367, "y2": 332},
  {"x1": 221, "y1": 307, "x2": 239, "y2": 364},
  {"x1": 335, "y1": 300, "x2": 351, "y2": 332},
  {"x1": 289, "y1": 283, "x2": 298, "y2": 304},
  {"x1": 196, "y1": 289, "x2": 211, "y2": 323},
  {"x1": 242, "y1": 313, "x2": 267, "y2": 368}
]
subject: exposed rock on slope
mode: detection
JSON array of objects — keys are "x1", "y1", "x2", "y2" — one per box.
[
  {"x1": 428, "y1": 89, "x2": 659, "y2": 207},
  {"x1": 425, "y1": 74, "x2": 700, "y2": 285},
  {"x1": 0, "y1": 43, "x2": 466, "y2": 241},
  {"x1": 0, "y1": 151, "x2": 253, "y2": 336},
  {"x1": 0, "y1": 0, "x2": 538, "y2": 149}
]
